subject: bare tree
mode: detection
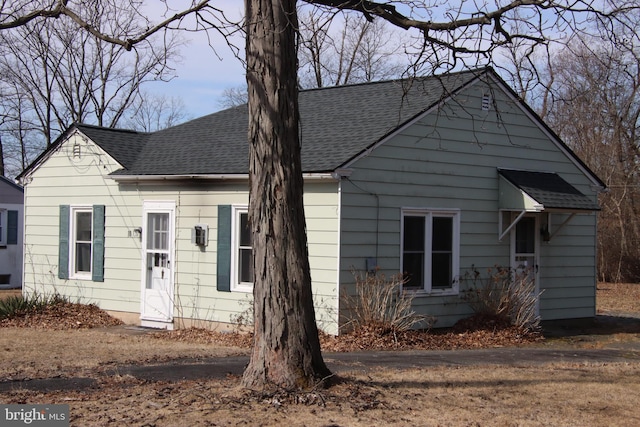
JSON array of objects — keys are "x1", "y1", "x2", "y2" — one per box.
[
  {"x1": 298, "y1": 8, "x2": 407, "y2": 88},
  {"x1": 540, "y1": 38, "x2": 640, "y2": 282},
  {"x1": 219, "y1": 10, "x2": 408, "y2": 107},
  {"x1": 0, "y1": 80, "x2": 43, "y2": 178},
  {"x1": 0, "y1": 0, "x2": 185, "y2": 178},
  {"x1": 3, "y1": 0, "x2": 639, "y2": 389},
  {"x1": 124, "y1": 92, "x2": 191, "y2": 132},
  {"x1": 218, "y1": 86, "x2": 249, "y2": 109}
]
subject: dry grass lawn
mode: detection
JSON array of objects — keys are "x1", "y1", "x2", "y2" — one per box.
[
  {"x1": 0, "y1": 283, "x2": 639, "y2": 426},
  {"x1": 597, "y1": 282, "x2": 640, "y2": 314}
]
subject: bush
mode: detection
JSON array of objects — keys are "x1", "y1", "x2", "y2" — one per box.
[
  {"x1": 461, "y1": 266, "x2": 541, "y2": 333},
  {"x1": 342, "y1": 270, "x2": 434, "y2": 334},
  {"x1": 0, "y1": 292, "x2": 69, "y2": 320}
]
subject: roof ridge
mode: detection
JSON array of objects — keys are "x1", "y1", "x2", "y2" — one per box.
[
  {"x1": 299, "y1": 66, "x2": 490, "y2": 94},
  {"x1": 75, "y1": 122, "x2": 150, "y2": 135}
]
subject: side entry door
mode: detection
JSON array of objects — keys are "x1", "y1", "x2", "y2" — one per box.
[
  {"x1": 511, "y1": 214, "x2": 540, "y2": 315},
  {"x1": 141, "y1": 201, "x2": 175, "y2": 325}
]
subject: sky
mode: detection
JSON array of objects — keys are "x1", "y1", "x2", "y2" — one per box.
[{"x1": 143, "y1": 1, "x2": 247, "y2": 119}]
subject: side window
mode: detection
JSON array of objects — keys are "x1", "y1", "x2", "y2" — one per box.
[
  {"x1": 216, "y1": 204, "x2": 253, "y2": 293},
  {"x1": 59, "y1": 205, "x2": 105, "y2": 281},
  {"x1": 232, "y1": 206, "x2": 253, "y2": 292},
  {"x1": 71, "y1": 208, "x2": 93, "y2": 278},
  {"x1": 401, "y1": 209, "x2": 460, "y2": 294}
]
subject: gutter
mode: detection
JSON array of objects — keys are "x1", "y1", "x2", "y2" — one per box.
[{"x1": 108, "y1": 172, "x2": 339, "y2": 182}]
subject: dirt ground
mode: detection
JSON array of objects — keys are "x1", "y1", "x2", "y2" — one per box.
[{"x1": 1, "y1": 283, "x2": 639, "y2": 426}]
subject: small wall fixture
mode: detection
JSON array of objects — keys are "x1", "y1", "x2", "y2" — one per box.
[
  {"x1": 541, "y1": 225, "x2": 551, "y2": 242},
  {"x1": 192, "y1": 224, "x2": 208, "y2": 246}
]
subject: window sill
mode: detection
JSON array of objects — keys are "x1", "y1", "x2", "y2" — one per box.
[
  {"x1": 406, "y1": 289, "x2": 459, "y2": 298},
  {"x1": 231, "y1": 284, "x2": 253, "y2": 293}
]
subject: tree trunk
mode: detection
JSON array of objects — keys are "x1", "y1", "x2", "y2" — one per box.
[{"x1": 242, "y1": 0, "x2": 331, "y2": 389}]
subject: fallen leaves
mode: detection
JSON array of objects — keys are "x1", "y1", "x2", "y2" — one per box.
[
  {"x1": 150, "y1": 314, "x2": 542, "y2": 352},
  {"x1": 0, "y1": 301, "x2": 123, "y2": 330},
  {"x1": 0, "y1": 299, "x2": 541, "y2": 352}
]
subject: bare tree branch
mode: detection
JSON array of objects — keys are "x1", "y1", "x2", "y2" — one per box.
[{"x1": 0, "y1": 0, "x2": 210, "y2": 50}]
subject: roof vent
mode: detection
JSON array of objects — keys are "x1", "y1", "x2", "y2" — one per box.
[
  {"x1": 482, "y1": 94, "x2": 491, "y2": 111},
  {"x1": 72, "y1": 143, "x2": 82, "y2": 159}
]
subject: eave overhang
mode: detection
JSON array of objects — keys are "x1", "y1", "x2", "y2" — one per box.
[{"x1": 107, "y1": 172, "x2": 338, "y2": 183}]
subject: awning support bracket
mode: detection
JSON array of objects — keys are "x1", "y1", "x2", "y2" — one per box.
[
  {"x1": 499, "y1": 210, "x2": 526, "y2": 241},
  {"x1": 548, "y1": 213, "x2": 576, "y2": 241}
]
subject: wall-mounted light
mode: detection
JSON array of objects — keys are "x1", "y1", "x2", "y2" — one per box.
[
  {"x1": 132, "y1": 227, "x2": 142, "y2": 240},
  {"x1": 192, "y1": 224, "x2": 208, "y2": 246},
  {"x1": 541, "y1": 225, "x2": 551, "y2": 242}
]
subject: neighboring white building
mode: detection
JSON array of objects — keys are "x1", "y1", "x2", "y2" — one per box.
[
  {"x1": 18, "y1": 68, "x2": 604, "y2": 333},
  {"x1": 0, "y1": 175, "x2": 23, "y2": 289}
]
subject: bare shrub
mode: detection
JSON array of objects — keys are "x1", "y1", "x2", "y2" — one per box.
[
  {"x1": 342, "y1": 270, "x2": 434, "y2": 334},
  {"x1": 461, "y1": 266, "x2": 541, "y2": 333}
]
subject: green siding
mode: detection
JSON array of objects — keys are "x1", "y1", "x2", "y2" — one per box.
[{"x1": 338, "y1": 79, "x2": 600, "y2": 328}]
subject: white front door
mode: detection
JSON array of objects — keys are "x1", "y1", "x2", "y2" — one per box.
[
  {"x1": 511, "y1": 214, "x2": 540, "y2": 315},
  {"x1": 141, "y1": 201, "x2": 175, "y2": 326}
]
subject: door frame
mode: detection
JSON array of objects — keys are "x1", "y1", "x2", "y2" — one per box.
[
  {"x1": 509, "y1": 213, "x2": 541, "y2": 316},
  {"x1": 140, "y1": 200, "x2": 176, "y2": 328}
]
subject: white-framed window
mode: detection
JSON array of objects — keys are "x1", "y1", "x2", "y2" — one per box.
[
  {"x1": 70, "y1": 206, "x2": 94, "y2": 279},
  {"x1": 401, "y1": 208, "x2": 460, "y2": 294},
  {"x1": 231, "y1": 206, "x2": 253, "y2": 292},
  {"x1": 59, "y1": 204, "x2": 104, "y2": 282}
]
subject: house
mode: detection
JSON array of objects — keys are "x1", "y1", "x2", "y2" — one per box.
[
  {"x1": 17, "y1": 68, "x2": 604, "y2": 333},
  {"x1": 0, "y1": 175, "x2": 23, "y2": 289}
]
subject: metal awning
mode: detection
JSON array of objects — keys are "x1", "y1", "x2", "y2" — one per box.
[
  {"x1": 498, "y1": 169, "x2": 600, "y2": 212},
  {"x1": 497, "y1": 169, "x2": 600, "y2": 241}
]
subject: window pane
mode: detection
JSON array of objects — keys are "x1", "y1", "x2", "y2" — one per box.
[
  {"x1": 432, "y1": 252, "x2": 452, "y2": 288},
  {"x1": 239, "y1": 248, "x2": 253, "y2": 283},
  {"x1": 147, "y1": 213, "x2": 169, "y2": 250},
  {"x1": 432, "y1": 217, "x2": 452, "y2": 251},
  {"x1": 402, "y1": 253, "x2": 424, "y2": 289},
  {"x1": 76, "y1": 212, "x2": 92, "y2": 241},
  {"x1": 432, "y1": 216, "x2": 453, "y2": 289},
  {"x1": 403, "y1": 216, "x2": 425, "y2": 251},
  {"x1": 239, "y1": 213, "x2": 251, "y2": 246},
  {"x1": 154, "y1": 231, "x2": 168, "y2": 250},
  {"x1": 75, "y1": 242, "x2": 91, "y2": 272},
  {"x1": 516, "y1": 217, "x2": 535, "y2": 254}
]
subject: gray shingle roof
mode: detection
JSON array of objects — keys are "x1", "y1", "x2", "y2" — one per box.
[
  {"x1": 89, "y1": 69, "x2": 482, "y2": 176},
  {"x1": 76, "y1": 125, "x2": 149, "y2": 170},
  {"x1": 499, "y1": 169, "x2": 600, "y2": 211}
]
